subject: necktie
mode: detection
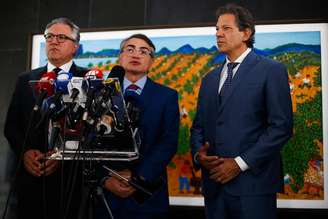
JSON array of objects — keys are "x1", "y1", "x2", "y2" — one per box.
[
  {"x1": 53, "y1": 67, "x2": 62, "y2": 74},
  {"x1": 126, "y1": 84, "x2": 141, "y2": 95},
  {"x1": 219, "y1": 62, "x2": 238, "y2": 103}
]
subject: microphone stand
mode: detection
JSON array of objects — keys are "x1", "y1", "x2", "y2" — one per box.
[{"x1": 75, "y1": 114, "x2": 114, "y2": 219}]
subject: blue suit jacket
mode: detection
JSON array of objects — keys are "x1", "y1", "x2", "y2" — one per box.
[
  {"x1": 4, "y1": 63, "x2": 88, "y2": 219},
  {"x1": 190, "y1": 51, "x2": 293, "y2": 197},
  {"x1": 104, "y1": 78, "x2": 180, "y2": 213}
]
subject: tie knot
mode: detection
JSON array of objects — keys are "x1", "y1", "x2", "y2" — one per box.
[
  {"x1": 126, "y1": 84, "x2": 141, "y2": 95},
  {"x1": 127, "y1": 84, "x2": 140, "y2": 91},
  {"x1": 53, "y1": 67, "x2": 62, "y2": 74},
  {"x1": 227, "y1": 62, "x2": 238, "y2": 70}
]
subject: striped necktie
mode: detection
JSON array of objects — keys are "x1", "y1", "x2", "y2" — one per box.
[{"x1": 219, "y1": 62, "x2": 238, "y2": 103}]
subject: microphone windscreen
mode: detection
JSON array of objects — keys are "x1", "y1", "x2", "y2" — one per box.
[
  {"x1": 107, "y1": 65, "x2": 125, "y2": 82},
  {"x1": 35, "y1": 71, "x2": 56, "y2": 96},
  {"x1": 55, "y1": 71, "x2": 73, "y2": 94},
  {"x1": 84, "y1": 68, "x2": 104, "y2": 79}
]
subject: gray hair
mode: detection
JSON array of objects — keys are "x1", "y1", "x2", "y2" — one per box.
[
  {"x1": 119, "y1": 33, "x2": 156, "y2": 58},
  {"x1": 44, "y1": 17, "x2": 80, "y2": 43}
]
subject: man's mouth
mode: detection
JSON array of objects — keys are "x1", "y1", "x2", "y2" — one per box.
[{"x1": 129, "y1": 61, "x2": 141, "y2": 65}]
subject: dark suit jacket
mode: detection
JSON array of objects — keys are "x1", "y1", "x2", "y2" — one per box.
[
  {"x1": 190, "y1": 51, "x2": 293, "y2": 198},
  {"x1": 4, "y1": 63, "x2": 88, "y2": 219},
  {"x1": 103, "y1": 78, "x2": 180, "y2": 214}
]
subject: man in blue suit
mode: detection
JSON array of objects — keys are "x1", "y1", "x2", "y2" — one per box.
[
  {"x1": 99, "y1": 34, "x2": 180, "y2": 219},
  {"x1": 4, "y1": 18, "x2": 88, "y2": 219},
  {"x1": 190, "y1": 4, "x2": 293, "y2": 219}
]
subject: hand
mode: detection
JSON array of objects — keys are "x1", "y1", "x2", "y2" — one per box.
[
  {"x1": 209, "y1": 158, "x2": 241, "y2": 184},
  {"x1": 23, "y1": 149, "x2": 44, "y2": 177},
  {"x1": 42, "y1": 151, "x2": 60, "y2": 176},
  {"x1": 197, "y1": 142, "x2": 220, "y2": 170},
  {"x1": 103, "y1": 169, "x2": 136, "y2": 198}
]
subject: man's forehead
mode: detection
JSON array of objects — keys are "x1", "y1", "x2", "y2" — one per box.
[
  {"x1": 124, "y1": 38, "x2": 151, "y2": 48},
  {"x1": 46, "y1": 23, "x2": 72, "y2": 33},
  {"x1": 217, "y1": 14, "x2": 236, "y2": 24}
]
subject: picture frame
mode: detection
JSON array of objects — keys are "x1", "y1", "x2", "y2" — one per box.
[{"x1": 30, "y1": 22, "x2": 328, "y2": 209}]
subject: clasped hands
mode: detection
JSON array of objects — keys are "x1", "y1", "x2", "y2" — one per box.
[
  {"x1": 197, "y1": 142, "x2": 241, "y2": 184},
  {"x1": 103, "y1": 169, "x2": 136, "y2": 198},
  {"x1": 23, "y1": 149, "x2": 59, "y2": 177}
]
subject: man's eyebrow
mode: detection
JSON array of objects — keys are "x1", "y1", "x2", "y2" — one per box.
[
  {"x1": 126, "y1": 44, "x2": 151, "y2": 51},
  {"x1": 139, "y1": 46, "x2": 151, "y2": 51},
  {"x1": 125, "y1": 44, "x2": 136, "y2": 48}
]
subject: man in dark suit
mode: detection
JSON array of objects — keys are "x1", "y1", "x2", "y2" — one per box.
[
  {"x1": 99, "y1": 34, "x2": 180, "y2": 219},
  {"x1": 190, "y1": 4, "x2": 293, "y2": 219},
  {"x1": 4, "y1": 17, "x2": 88, "y2": 219}
]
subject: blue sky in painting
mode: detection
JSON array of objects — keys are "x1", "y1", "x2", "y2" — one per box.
[{"x1": 39, "y1": 31, "x2": 320, "y2": 65}]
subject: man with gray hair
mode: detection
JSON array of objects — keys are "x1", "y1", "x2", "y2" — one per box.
[{"x1": 4, "y1": 17, "x2": 88, "y2": 219}]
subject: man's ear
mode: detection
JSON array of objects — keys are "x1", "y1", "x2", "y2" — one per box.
[{"x1": 242, "y1": 28, "x2": 252, "y2": 42}]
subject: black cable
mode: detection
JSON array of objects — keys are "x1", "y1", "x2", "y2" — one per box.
[{"x1": 2, "y1": 107, "x2": 42, "y2": 219}]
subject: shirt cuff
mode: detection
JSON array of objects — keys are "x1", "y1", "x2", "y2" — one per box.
[
  {"x1": 193, "y1": 152, "x2": 199, "y2": 164},
  {"x1": 234, "y1": 156, "x2": 249, "y2": 171}
]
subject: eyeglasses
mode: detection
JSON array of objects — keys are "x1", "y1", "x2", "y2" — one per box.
[
  {"x1": 44, "y1": 33, "x2": 76, "y2": 43},
  {"x1": 122, "y1": 46, "x2": 154, "y2": 57}
]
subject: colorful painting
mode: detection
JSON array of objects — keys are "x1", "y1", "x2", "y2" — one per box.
[{"x1": 31, "y1": 23, "x2": 328, "y2": 208}]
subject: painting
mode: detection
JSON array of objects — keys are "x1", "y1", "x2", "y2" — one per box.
[{"x1": 31, "y1": 23, "x2": 328, "y2": 208}]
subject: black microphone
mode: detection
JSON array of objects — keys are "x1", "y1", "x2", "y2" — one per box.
[
  {"x1": 83, "y1": 69, "x2": 104, "y2": 121},
  {"x1": 106, "y1": 65, "x2": 125, "y2": 84},
  {"x1": 124, "y1": 89, "x2": 143, "y2": 128},
  {"x1": 66, "y1": 77, "x2": 86, "y2": 129},
  {"x1": 48, "y1": 121, "x2": 61, "y2": 150}
]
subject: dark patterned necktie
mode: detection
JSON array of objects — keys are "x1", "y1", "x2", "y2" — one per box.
[
  {"x1": 126, "y1": 84, "x2": 141, "y2": 95},
  {"x1": 53, "y1": 67, "x2": 62, "y2": 74},
  {"x1": 219, "y1": 62, "x2": 238, "y2": 103}
]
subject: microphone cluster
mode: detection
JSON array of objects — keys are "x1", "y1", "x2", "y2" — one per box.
[{"x1": 32, "y1": 65, "x2": 132, "y2": 150}]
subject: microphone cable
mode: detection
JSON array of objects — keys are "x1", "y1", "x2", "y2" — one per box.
[{"x1": 2, "y1": 100, "x2": 46, "y2": 219}]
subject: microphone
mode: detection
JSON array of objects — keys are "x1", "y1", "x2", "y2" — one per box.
[
  {"x1": 83, "y1": 69, "x2": 104, "y2": 121},
  {"x1": 47, "y1": 72, "x2": 72, "y2": 116},
  {"x1": 55, "y1": 71, "x2": 73, "y2": 102},
  {"x1": 36, "y1": 71, "x2": 72, "y2": 127},
  {"x1": 33, "y1": 71, "x2": 56, "y2": 112},
  {"x1": 67, "y1": 77, "x2": 86, "y2": 102},
  {"x1": 106, "y1": 65, "x2": 125, "y2": 83},
  {"x1": 63, "y1": 76, "x2": 87, "y2": 129},
  {"x1": 96, "y1": 115, "x2": 114, "y2": 136},
  {"x1": 48, "y1": 121, "x2": 61, "y2": 150},
  {"x1": 105, "y1": 65, "x2": 125, "y2": 92},
  {"x1": 124, "y1": 89, "x2": 143, "y2": 128}
]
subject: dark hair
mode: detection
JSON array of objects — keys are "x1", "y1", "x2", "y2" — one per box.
[
  {"x1": 120, "y1": 33, "x2": 156, "y2": 57},
  {"x1": 216, "y1": 3, "x2": 255, "y2": 48},
  {"x1": 44, "y1": 17, "x2": 80, "y2": 43}
]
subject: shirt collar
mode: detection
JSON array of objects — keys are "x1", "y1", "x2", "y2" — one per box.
[
  {"x1": 225, "y1": 48, "x2": 252, "y2": 65},
  {"x1": 123, "y1": 75, "x2": 147, "y2": 92},
  {"x1": 47, "y1": 60, "x2": 73, "y2": 73}
]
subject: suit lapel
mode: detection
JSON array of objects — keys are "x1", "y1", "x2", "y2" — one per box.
[
  {"x1": 140, "y1": 78, "x2": 154, "y2": 112},
  {"x1": 217, "y1": 51, "x2": 259, "y2": 114},
  {"x1": 211, "y1": 65, "x2": 224, "y2": 110}
]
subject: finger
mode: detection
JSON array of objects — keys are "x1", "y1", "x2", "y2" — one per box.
[
  {"x1": 24, "y1": 161, "x2": 42, "y2": 176},
  {"x1": 35, "y1": 153, "x2": 45, "y2": 161},
  {"x1": 198, "y1": 142, "x2": 210, "y2": 154},
  {"x1": 210, "y1": 172, "x2": 222, "y2": 183},
  {"x1": 118, "y1": 186, "x2": 135, "y2": 198},
  {"x1": 24, "y1": 156, "x2": 42, "y2": 176},
  {"x1": 209, "y1": 168, "x2": 223, "y2": 180},
  {"x1": 203, "y1": 155, "x2": 219, "y2": 162},
  {"x1": 43, "y1": 161, "x2": 59, "y2": 176}
]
